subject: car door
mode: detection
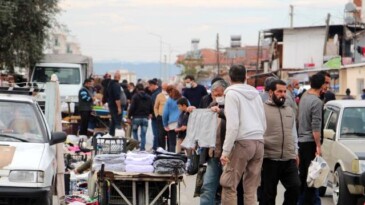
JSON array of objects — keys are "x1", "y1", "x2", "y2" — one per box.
[{"x1": 322, "y1": 106, "x2": 340, "y2": 173}]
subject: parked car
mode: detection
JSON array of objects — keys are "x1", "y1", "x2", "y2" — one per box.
[
  {"x1": 321, "y1": 100, "x2": 365, "y2": 205},
  {"x1": 0, "y1": 87, "x2": 66, "y2": 205}
]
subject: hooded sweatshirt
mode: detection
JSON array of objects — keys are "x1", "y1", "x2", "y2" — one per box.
[
  {"x1": 222, "y1": 84, "x2": 266, "y2": 157},
  {"x1": 128, "y1": 91, "x2": 153, "y2": 118}
]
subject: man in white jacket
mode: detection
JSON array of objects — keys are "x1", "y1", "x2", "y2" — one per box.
[{"x1": 220, "y1": 65, "x2": 266, "y2": 205}]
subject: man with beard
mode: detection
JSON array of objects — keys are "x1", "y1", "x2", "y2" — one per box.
[{"x1": 259, "y1": 80, "x2": 300, "y2": 205}]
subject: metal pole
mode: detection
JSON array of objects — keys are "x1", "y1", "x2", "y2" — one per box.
[
  {"x1": 255, "y1": 31, "x2": 261, "y2": 87},
  {"x1": 290, "y1": 5, "x2": 294, "y2": 28}
]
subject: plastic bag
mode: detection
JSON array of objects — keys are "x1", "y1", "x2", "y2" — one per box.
[
  {"x1": 307, "y1": 156, "x2": 330, "y2": 188},
  {"x1": 187, "y1": 151, "x2": 200, "y2": 175}
]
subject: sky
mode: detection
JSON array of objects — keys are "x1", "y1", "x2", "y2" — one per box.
[{"x1": 58, "y1": 0, "x2": 351, "y2": 63}]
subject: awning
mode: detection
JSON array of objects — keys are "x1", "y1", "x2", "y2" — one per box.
[{"x1": 249, "y1": 71, "x2": 278, "y2": 79}]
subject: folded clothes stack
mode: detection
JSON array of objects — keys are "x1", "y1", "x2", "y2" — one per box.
[
  {"x1": 153, "y1": 148, "x2": 186, "y2": 175},
  {"x1": 92, "y1": 153, "x2": 126, "y2": 172},
  {"x1": 125, "y1": 151, "x2": 155, "y2": 173}
]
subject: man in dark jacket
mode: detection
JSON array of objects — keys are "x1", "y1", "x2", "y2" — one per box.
[
  {"x1": 148, "y1": 79, "x2": 162, "y2": 151},
  {"x1": 128, "y1": 83, "x2": 153, "y2": 151},
  {"x1": 107, "y1": 72, "x2": 122, "y2": 137},
  {"x1": 183, "y1": 75, "x2": 208, "y2": 108},
  {"x1": 78, "y1": 79, "x2": 94, "y2": 136}
]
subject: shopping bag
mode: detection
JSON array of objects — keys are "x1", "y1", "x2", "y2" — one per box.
[
  {"x1": 307, "y1": 156, "x2": 330, "y2": 188},
  {"x1": 187, "y1": 151, "x2": 200, "y2": 175}
]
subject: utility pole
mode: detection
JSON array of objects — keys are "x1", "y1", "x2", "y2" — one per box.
[
  {"x1": 255, "y1": 31, "x2": 261, "y2": 88},
  {"x1": 290, "y1": 5, "x2": 294, "y2": 28},
  {"x1": 323, "y1": 13, "x2": 331, "y2": 58},
  {"x1": 216, "y1": 33, "x2": 220, "y2": 76}
]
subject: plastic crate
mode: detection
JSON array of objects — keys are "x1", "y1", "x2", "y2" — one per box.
[{"x1": 93, "y1": 138, "x2": 127, "y2": 155}]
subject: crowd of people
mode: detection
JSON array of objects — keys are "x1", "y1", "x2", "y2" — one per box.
[{"x1": 75, "y1": 66, "x2": 360, "y2": 205}]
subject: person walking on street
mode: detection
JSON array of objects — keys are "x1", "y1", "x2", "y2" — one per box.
[
  {"x1": 106, "y1": 71, "x2": 122, "y2": 137},
  {"x1": 78, "y1": 78, "x2": 94, "y2": 137},
  {"x1": 148, "y1": 79, "x2": 162, "y2": 151},
  {"x1": 220, "y1": 65, "x2": 266, "y2": 205},
  {"x1": 128, "y1": 83, "x2": 153, "y2": 151},
  {"x1": 260, "y1": 79, "x2": 301, "y2": 205},
  {"x1": 343, "y1": 88, "x2": 355, "y2": 100},
  {"x1": 154, "y1": 82, "x2": 169, "y2": 150},
  {"x1": 260, "y1": 76, "x2": 278, "y2": 103},
  {"x1": 298, "y1": 73, "x2": 325, "y2": 205},
  {"x1": 362, "y1": 88, "x2": 365, "y2": 100},
  {"x1": 163, "y1": 85, "x2": 184, "y2": 152},
  {"x1": 183, "y1": 75, "x2": 208, "y2": 108}
]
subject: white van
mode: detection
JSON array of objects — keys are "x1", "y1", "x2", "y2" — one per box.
[{"x1": 0, "y1": 89, "x2": 66, "y2": 205}]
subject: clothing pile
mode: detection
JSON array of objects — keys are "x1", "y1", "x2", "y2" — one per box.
[
  {"x1": 181, "y1": 109, "x2": 218, "y2": 149},
  {"x1": 153, "y1": 148, "x2": 186, "y2": 175},
  {"x1": 92, "y1": 153, "x2": 126, "y2": 172},
  {"x1": 125, "y1": 151, "x2": 155, "y2": 173}
]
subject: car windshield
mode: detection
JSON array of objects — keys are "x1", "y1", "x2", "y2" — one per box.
[
  {"x1": 32, "y1": 66, "x2": 80, "y2": 85},
  {"x1": 0, "y1": 101, "x2": 46, "y2": 143},
  {"x1": 340, "y1": 107, "x2": 365, "y2": 139}
]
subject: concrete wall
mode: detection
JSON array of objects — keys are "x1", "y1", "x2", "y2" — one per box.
[
  {"x1": 283, "y1": 28, "x2": 326, "y2": 69},
  {"x1": 343, "y1": 67, "x2": 365, "y2": 98}
]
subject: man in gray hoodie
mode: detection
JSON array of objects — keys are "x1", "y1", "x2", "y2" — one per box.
[{"x1": 220, "y1": 65, "x2": 266, "y2": 205}]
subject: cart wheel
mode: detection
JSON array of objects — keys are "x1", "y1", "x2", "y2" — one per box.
[
  {"x1": 137, "y1": 184, "x2": 145, "y2": 205},
  {"x1": 170, "y1": 184, "x2": 177, "y2": 205}
]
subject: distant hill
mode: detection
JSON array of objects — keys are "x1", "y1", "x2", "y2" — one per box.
[{"x1": 94, "y1": 61, "x2": 182, "y2": 79}]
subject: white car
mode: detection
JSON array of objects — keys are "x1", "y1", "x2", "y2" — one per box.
[
  {"x1": 322, "y1": 100, "x2": 365, "y2": 205},
  {"x1": 0, "y1": 88, "x2": 66, "y2": 205}
]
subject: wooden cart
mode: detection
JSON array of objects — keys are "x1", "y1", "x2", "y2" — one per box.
[{"x1": 97, "y1": 170, "x2": 183, "y2": 205}]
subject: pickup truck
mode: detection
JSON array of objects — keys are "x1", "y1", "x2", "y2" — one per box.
[
  {"x1": 0, "y1": 87, "x2": 66, "y2": 205},
  {"x1": 322, "y1": 100, "x2": 365, "y2": 205}
]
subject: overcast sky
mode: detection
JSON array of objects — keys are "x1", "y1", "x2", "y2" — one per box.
[{"x1": 58, "y1": 0, "x2": 350, "y2": 62}]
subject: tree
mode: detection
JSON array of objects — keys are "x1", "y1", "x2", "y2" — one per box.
[{"x1": 0, "y1": 0, "x2": 59, "y2": 73}]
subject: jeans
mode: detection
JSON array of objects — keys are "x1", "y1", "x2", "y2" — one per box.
[
  {"x1": 200, "y1": 158, "x2": 222, "y2": 205},
  {"x1": 108, "y1": 106, "x2": 122, "y2": 137},
  {"x1": 151, "y1": 118, "x2": 159, "y2": 150},
  {"x1": 132, "y1": 118, "x2": 148, "y2": 151},
  {"x1": 259, "y1": 159, "x2": 300, "y2": 205}
]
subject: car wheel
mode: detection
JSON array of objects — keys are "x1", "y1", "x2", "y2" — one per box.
[
  {"x1": 333, "y1": 167, "x2": 358, "y2": 205},
  {"x1": 318, "y1": 186, "x2": 326, "y2": 197},
  {"x1": 36, "y1": 184, "x2": 53, "y2": 205}
]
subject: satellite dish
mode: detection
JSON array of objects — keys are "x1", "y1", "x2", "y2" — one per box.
[
  {"x1": 345, "y1": 16, "x2": 356, "y2": 24},
  {"x1": 345, "y1": 2, "x2": 357, "y2": 13}
]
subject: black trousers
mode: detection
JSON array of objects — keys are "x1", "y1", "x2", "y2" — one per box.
[
  {"x1": 167, "y1": 130, "x2": 177, "y2": 153},
  {"x1": 79, "y1": 110, "x2": 91, "y2": 136},
  {"x1": 156, "y1": 116, "x2": 167, "y2": 150},
  {"x1": 299, "y1": 142, "x2": 317, "y2": 205},
  {"x1": 260, "y1": 158, "x2": 301, "y2": 205}
]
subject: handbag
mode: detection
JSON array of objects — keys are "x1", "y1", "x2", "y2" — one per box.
[{"x1": 187, "y1": 151, "x2": 200, "y2": 175}]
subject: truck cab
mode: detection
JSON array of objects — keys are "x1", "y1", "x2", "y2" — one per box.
[
  {"x1": 0, "y1": 88, "x2": 66, "y2": 204},
  {"x1": 30, "y1": 54, "x2": 93, "y2": 113}
]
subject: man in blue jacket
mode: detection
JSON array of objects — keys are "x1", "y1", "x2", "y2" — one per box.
[{"x1": 78, "y1": 78, "x2": 94, "y2": 136}]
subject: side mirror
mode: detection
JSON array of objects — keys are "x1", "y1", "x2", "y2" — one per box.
[
  {"x1": 324, "y1": 129, "x2": 336, "y2": 140},
  {"x1": 49, "y1": 132, "x2": 67, "y2": 145}
]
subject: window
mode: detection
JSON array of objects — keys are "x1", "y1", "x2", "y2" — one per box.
[
  {"x1": 327, "y1": 111, "x2": 339, "y2": 132},
  {"x1": 0, "y1": 101, "x2": 46, "y2": 143},
  {"x1": 32, "y1": 66, "x2": 80, "y2": 84},
  {"x1": 340, "y1": 107, "x2": 365, "y2": 138},
  {"x1": 323, "y1": 109, "x2": 331, "y2": 128}
]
